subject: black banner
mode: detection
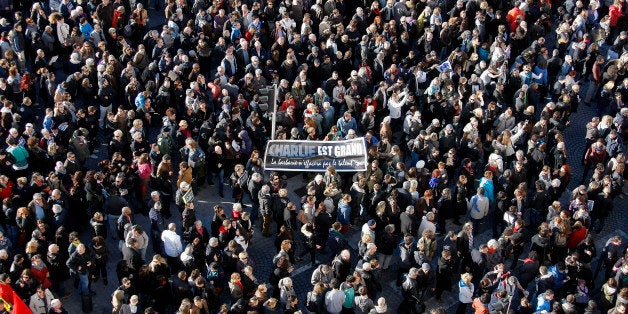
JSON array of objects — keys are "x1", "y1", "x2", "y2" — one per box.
[{"x1": 264, "y1": 139, "x2": 368, "y2": 172}]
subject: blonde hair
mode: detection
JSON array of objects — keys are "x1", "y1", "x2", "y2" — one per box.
[
  {"x1": 25, "y1": 239, "x2": 39, "y2": 254},
  {"x1": 461, "y1": 273, "x2": 473, "y2": 283},
  {"x1": 361, "y1": 234, "x2": 373, "y2": 244}
]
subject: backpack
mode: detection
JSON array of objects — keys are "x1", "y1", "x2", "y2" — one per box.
[
  {"x1": 331, "y1": 256, "x2": 342, "y2": 273},
  {"x1": 123, "y1": 23, "x2": 133, "y2": 38},
  {"x1": 306, "y1": 291, "x2": 318, "y2": 312},
  {"x1": 554, "y1": 233, "x2": 567, "y2": 246},
  {"x1": 341, "y1": 283, "x2": 355, "y2": 308}
]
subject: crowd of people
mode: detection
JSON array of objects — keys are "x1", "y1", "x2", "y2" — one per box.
[{"x1": 0, "y1": 0, "x2": 626, "y2": 313}]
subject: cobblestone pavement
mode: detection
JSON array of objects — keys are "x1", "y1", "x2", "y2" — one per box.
[
  {"x1": 57, "y1": 9, "x2": 627, "y2": 311},
  {"x1": 58, "y1": 95, "x2": 628, "y2": 314}
]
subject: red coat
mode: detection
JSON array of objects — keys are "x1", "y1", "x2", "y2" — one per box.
[
  {"x1": 567, "y1": 227, "x2": 587, "y2": 249},
  {"x1": 31, "y1": 265, "x2": 52, "y2": 289},
  {"x1": 361, "y1": 99, "x2": 378, "y2": 113},
  {"x1": 0, "y1": 180, "x2": 13, "y2": 200},
  {"x1": 506, "y1": 7, "x2": 524, "y2": 24},
  {"x1": 609, "y1": 4, "x2": 622, "y2": 27},
  {"x1": 112, "y1": 11, "x2": 124, "y2": 29}
]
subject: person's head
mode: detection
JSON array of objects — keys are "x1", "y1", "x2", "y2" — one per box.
[
  {"x1": 544, "y1": 289, "x2": 555, "y2": 300},
  {"x1": 344, "y1": 111, "x2": 352, "y2": 121},
  {"x1": 341, "y1": 249, "x2": 350, "y2": 260},
  {"x1": 461, "y1": 273, "x2": 472, "y2": 283},
  {"x1": 50, "y1": 299, "x2": 62, "y2": 310},
  {"x1": 76, "y1": 243, "x2": 86, "y2": 254},
  {"x1": 480, "y1": 293, "x2": 491, "y2": 304},
  {"x1": 330, "y1": 278, "x2": 340, "y2": 290},
  {"x1": 408, "y1": 267, "x2": 420, "y2": 279}
]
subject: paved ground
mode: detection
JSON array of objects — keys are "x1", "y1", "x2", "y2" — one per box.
[
  {"x1": 56, "y1": 8, "x2": 628, "y2": 314},
  {"x1": 58, "y1": 91, "x2": 628, "y2": 314}
]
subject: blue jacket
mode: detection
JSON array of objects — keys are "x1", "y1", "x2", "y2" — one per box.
[
  {"x1": 548, "y1": 264, "x2": 567, "y2": 289},
  {"x1": 336, "y1": 117, "x2": 358, "y2": 136},
  {"x1": 134, "y1": 92, "x2": 146, "y2": 108},
  {"x1": 322, "y1": 107, "x2": 335, "y2": 132},
  {"x1": 337, "y1": 200, "x2": 351, "y2": 225},
  {"x1": 536, "y1": 295, "x2": 552, "y2": 312},
  {"x1": 80, "y1": 23, "x2": 94, "y2": 41},
  {"x1": 479, "y1": 177, "x2": 494, "y2": 203}
]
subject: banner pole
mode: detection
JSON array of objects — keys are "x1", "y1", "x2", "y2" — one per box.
[{"x1": 271, "y1": 83, "x2": 278, "y2": 140}]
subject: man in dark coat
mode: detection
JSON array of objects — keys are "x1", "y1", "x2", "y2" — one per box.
[
  {"x1": 121, "y1": 238, "x2": 143, "y2": 276},
  {"x1": 65, "y1": 244, "x2": 94, "y2": 296},
  {"x1": 401, "y1": 267, "x2": 422, "y2": 314},
  {"x1": 331, "y1": 249, "x2": 351, "y2": 281}
]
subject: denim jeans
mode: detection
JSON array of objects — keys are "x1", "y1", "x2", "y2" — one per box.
[
  {"x1": 107, "y1": 214, "x2": 119, "y2": 239},
  {"x1": 99, "y1": 105, "x2": 112, "y2": 128},
  {"x1": 5, "y1": 225, "x2": 16, "y2": 246},
  {"x1": 139, "y1": 247, "x2": 147, "y2": 261},
  {"x1": 250, "y1": 201, "x2": 260, "y2": 224},
  {"x1": 77, "y1": 272, "x2": 89, "y2": 295},
  {"x1": 209, "y1": 169, "x2": 225, "y2": 195}
]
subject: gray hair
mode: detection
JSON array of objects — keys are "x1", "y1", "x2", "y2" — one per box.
[
  {"x1": 409, "y1": 267, "x2": 419, "y2": 277},
  {"x1": 251, "y1": 173, "x2": 262, "y2": 181},
  {"x1": 261, "y1": 185, "x2": 270, "y2": 193}
]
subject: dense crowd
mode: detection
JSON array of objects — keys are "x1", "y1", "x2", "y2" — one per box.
[{"x1": 0, "y1": 0, "x2": 626, "y2": 313}]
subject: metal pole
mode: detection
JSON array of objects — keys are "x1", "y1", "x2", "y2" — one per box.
[{"x1": 271, "y1": 84, "x2": 278, "y2": 140}]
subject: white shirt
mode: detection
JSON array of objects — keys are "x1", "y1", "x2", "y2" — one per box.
[
  {"x1": 57, "y1": 22, "x2": 70, "y2": 44},
  {"x1": 325, "y1": 289, "x2": 345, "y2": 314},
  {"x1": 361, "y1": 224, "x2": 375, "y2": 240},
  {"x1": 161, "y1": 230, "x2": 183, "y2": 257},
  {"x1": 387, "y1": 92, "x2": 406, "y2": 119}
]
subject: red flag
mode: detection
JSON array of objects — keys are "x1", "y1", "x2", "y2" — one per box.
[
  {"x1": 10, "y1": 291, "x2": 31, "y2": 314},
  {"x1": 0, "y1": 283, "x2": 14, "y2": 304}
]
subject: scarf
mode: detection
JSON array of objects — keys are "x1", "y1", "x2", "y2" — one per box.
[{"x1": 32, "y1": 262, "x2": 45, "y2": 271}]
